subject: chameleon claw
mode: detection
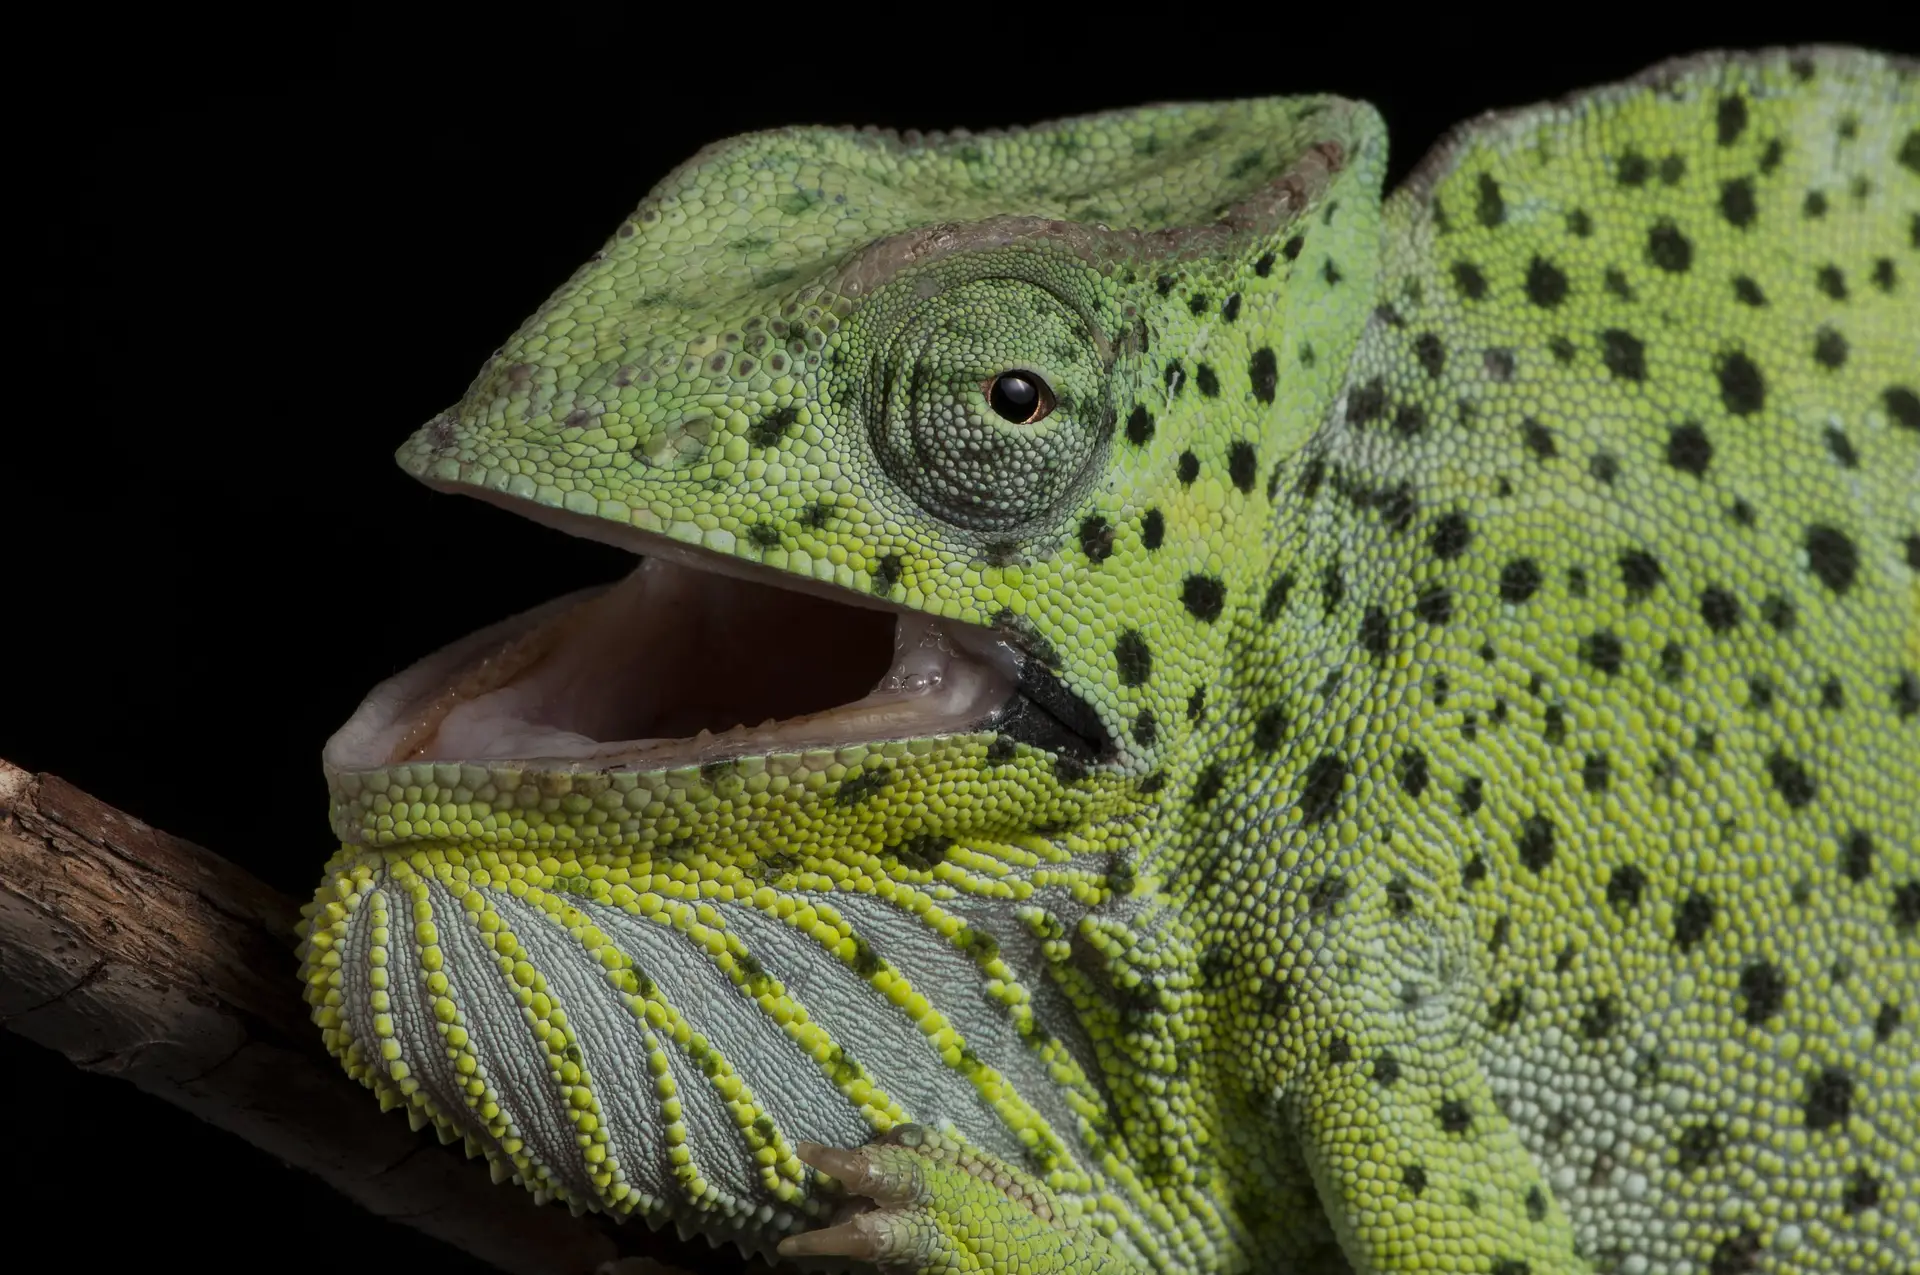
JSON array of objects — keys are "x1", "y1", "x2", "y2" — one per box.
[{"x1": 776, "y1": 1212, "x2": 888, "y2": 1261}]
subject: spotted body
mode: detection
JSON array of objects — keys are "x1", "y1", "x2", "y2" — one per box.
[{"x1": 300, "y1": 49, "x2": 1917, "y2": 1274}]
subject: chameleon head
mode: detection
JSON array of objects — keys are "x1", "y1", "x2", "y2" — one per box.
[
  {"x1": 305, "y1": 94, "x2": 1387, "y2": 1242},
  {"x1": 323, "y1": 97, "x2": 1386, "y2": 844}
]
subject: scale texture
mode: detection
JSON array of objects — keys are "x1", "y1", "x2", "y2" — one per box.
[{"x1": 300, "y1": 48, "x2": 1916, "y2": 1274}]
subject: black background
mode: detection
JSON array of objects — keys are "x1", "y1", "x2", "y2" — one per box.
[{"x1": 8, "y1": 22, "x2": 1912, "y2": 1273}]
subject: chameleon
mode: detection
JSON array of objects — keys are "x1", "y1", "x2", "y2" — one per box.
[{"x1": 298, "y1": 46, "x2": 1918, "y2": 1275}]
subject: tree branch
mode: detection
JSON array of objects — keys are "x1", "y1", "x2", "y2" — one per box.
[{"x1": 0, "y1": 757, "x2": 634, "y2": 1275}]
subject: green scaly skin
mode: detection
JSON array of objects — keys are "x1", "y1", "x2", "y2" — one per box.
[{"x1": 298, "y1": 48, "x2": 1918, "y2": 1274}]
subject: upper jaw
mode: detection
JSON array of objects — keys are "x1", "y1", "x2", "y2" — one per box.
[{"x1": 321, "y1": 486, "x2": 1088, "y2": 781}]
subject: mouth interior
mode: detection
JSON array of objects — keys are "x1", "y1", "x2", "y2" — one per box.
[{"x1": 330, "y1": 552, "x2": 1022, "y2": 772}]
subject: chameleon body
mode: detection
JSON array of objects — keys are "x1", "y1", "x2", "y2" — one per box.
[{"x1": 300, "y1": 49, "x2": 1918, "y2": 1274}]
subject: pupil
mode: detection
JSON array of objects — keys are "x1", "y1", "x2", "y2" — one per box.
[{"x1": 989, "y1": 373, "x2": 1040, "y2": 422}]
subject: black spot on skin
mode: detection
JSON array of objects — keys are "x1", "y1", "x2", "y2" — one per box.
[
  {"x1": 1260, "y1": 571, "x2": 1294, "y2": 624},
  {"x1": 1647, "y1": 219, "x2": 1692, "y2": 272},
  {"x1": 1840, "y1": 830, "x2": 1876, "y2": 883},
  {"x1": 1373, "y1": 1050, "x2": 1403, "y2": 1085},
  {"x1": 1602, "y1": 329, "x2": 1645, "y2": 380},
  {"x1": 1430, "y1": 511, "x2": 1473, "y2": 560},
  {"x1": 1895, "y1": 670, "x2": 1920, "y2": 719},
  {"x1": 1580, "y1": 996, "x2": 1620, "y2": 1040},
  {"x1": 1188, "y1": 292, "x2": 1209, "y2": 316},
  {"x1": 984, "y1": 736, "x2": 1017, "y2": 766},
  {"x1": 1805, "y1": 524, "x2": 1858, "y2": 594},
  {"x1": 1164, "y1": 360, "x2": 1184, "y2": 395},
  {"x1": 1732, "y1": 275, "x2": 1767, "y2": 307},
  {"x1": 1345, "y1": 378, "x2": 1386, "y2": 427},
  {"x1": 1729, "y1": 499, "x2": 1755, "y2": 528},
  {"x1": 1521, "y1": 419, "x2": 1557, "y2": 459},
  {"x1": 1718, "y1": 177, "x2": 1756, "y2": 228},
  {"x1": 1500, "y1": 558, "x2": 1542, "y2": 604},
  {"x1": 1141, "y1": 509, "x2": 1164, "y2": 550},
  {"x1": 833, "y1": 768, "x2": 891, "y2": 805},
  {"x1": 1360, "y1": 606, "x2": 1391, "y2": 660},
  {"x1": 1155, "y1": 274, "x2": 1176, "y2": 297},
  {"x1": 1452, "y1": 261, "x2": 1488, "y2": 300},
  {"x1": 1902, "y1": 129, "x2": 1920, "y2": 175},
  {"x1": 1525, "y1": 256, "x2": 1568, "y2": 307},
  {"x1": 1884, "y1": 386, "x2": 1920, "y2": 431},
  {"x1": 1136, "y1": 771, "x2": 1166, "y2": 796},
  {"x1": 1707, "y1": 1229, "x2": 1761, "y2": 1275},
  {"x1": 1194, "y1": 364, "x2": 1219, "y2": 397},
  {"x1": 1052, "y1": 756, "x2": 1088, "y2": 785},
  {"x1": 1402, "y1": 1164, "x2": 1428, "y2": 1194},
  {"x1": 1463, "y1": 854, "x2": 1488, "y2": 887},
  {"x1": 1544, "y1": 704, "x2": 1566, "y2": 745},
  {"x1": 1602, "y1": 866, "x2": 1645, "y2": 913},
  {"x1": 1188, "y1": 761, "x2": 1226, "y2": 807},
  {"x1": 1581, "y1": 630, "x2": 1623, "y2": 675},
  {"x1": 1895, "y1": 880, "x2": 1920, "y2": 933},
  {"x1": 1905, "y1": 535, "x2": 1920, "y2": 572},
  {"x1": 748, "y1": 404, "x2": 800, "y2": 447},
  {"x1": 1254, "y1": 251, "x2": 1276, "y2": 278},
  {"x1": 1814, "y1": 327, "x2": 1849, "y2": 369},
  {"x1": 1767, "y1": 750, "x2": 1816, "y2": 809},
  {"x1": 1282, "y1": 234, "x2": 1305, "y2": 261},
  {"x1": 1803, "y1": 1066, "x2": 1853, "y2": 1131},
  {"x1": 1475, "y1": 172, "x2": 1505, "y2": 227},
  {"x1": 1415, "y1": 333, "x2": 1445, "y2": 378},
  {"x1": 1675, "y1": 1122, "x2": 1723, "y2": 1171},
  {"x1": 1805, "y1": 189, "x2": 1829, "y2": 218},
  {"x1": 1567, "y1": 208, "x2": 1592, "y2": 237},
  {"x1": 1675, "y1": 891, "x2": 1716, "y2": 952},
  {"x1": 1739, "y1": 960, "x2": 1788, "y2": 1025},
  {"x1": 1398, "y1": 749, "x2": 1429, "y2": 798},
  {"x1": 1817, "y1": 428, "x2": 1860, "y2": 474},
  {"x1": 1132, "y1": 710, "x2": 1157, "y2": 747},
  {"x1": 1484, "y1": 348, "x2": 1516, "y2": 381},
  {"x1": 1872, "y1": 257, "x2": 1898, "y2": 291},
  {"x1": 1460, "y1": 777, "x2": 1484, "y2": 816},
  {"x1": 1716, "y1": 95, "x2": 1748, "y2": 145},
  {"x1": 1321, "y1": 258, "x2": 1343, "y2": 286},
  {"x1": 1760, "y1": 137, "x2": 1784, "y2": 172},
  {"x1": 1517, "y1": 815, "x2": 1556, "y2": 873},
  {"x1": 1228, "y1": 441, "x2": 1258, "y2": 493},
  {"x1": 1619, "y1": 548, "x2": 1663, "y2": 601},
  {"x1": 746, "y1": 522, "x2": 783, "y2": 549},
  {"x1": 1604, "y1": 268, "x2": 1634, "y2": 301},
  {"x1": 1437, "y1": 1099, "x2": 1471, "y2": 1134},
  {"x1": 1760, "y1": 594, "x2": 1796, "y2": 634},
  {"x1": 1392, "y1": 404, "x2": 1426, "y2": 438},
  {"x1": 1659, "y1": 153, "x2": 1685, "y2": 185},
  {"x1": 872, "y1": 554, "x2": 903, "y2": 595},
  {"x1": 1665, "y1": 422, "x2": 1713, "y2": 476},
  {"x1": 1817, "y1": 264, "x2": 1848, "y2": 300},
  {"x1": 1566, "y1": 566, "x2": 1589, "y2": 599},
  {"x1": 1716, "y1": 352, "x2": 1765, "y2": 416},
  {"x1": 1618, "y1": 149, "x2": 1650, "y2": 187},
  {"x1": 1114, "y1": 630, "x2": 1151, "y2": 687},
  {"x1": 1078, "y1": 515, "x2": 1114, "y2": 563},
  {"x1": 1182, "y1": 575, "x2": 1225, "y2": 622},
  {"x1": 1177, "y1": 451, "x2": 1200, "y2": 485},
  {"x1": 1548, "y1": 335, "x2": 1576, "y2": 365},
  {"x1": 1298, "y1": 753, "x2": 1348, "y2": 824},
  {"x1": 1125, "y1": 404, "x2": 1155, "y2": 446},
  {"x1": 1248, "y1": 348, "x2": 1276, "y2": 404},
  {"x1": 1843, "y1": 1169, "x2": 1883, "y2": 1215},
  {"x1": 1874, "y1": 1001, "x2": 1902, "y2": 1042},
  {"x1": 1414, "y1": 585, "x2": 1453, "y2": 625},
  {"x1": 1659, "y1": 642, "x2": 1686, "y2": 684},
  {"x1": 1700, "y1": 588, "x2": 1742, "y2": 633},
  {"x1": 1326, "y1": 1033, "x2": 1351, "y2": 1063},
  {"x1": 1253, "y1": 705, "x2": 1287, "y2": 752}
]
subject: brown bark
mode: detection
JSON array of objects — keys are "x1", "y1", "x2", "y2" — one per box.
[{"x1": 0, "y1": 757, "x2": 633, "y2": 1275}]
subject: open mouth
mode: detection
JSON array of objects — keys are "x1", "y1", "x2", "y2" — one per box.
[{"x1": 322, "y1": 490, "x2": 1110, "y2": 776}]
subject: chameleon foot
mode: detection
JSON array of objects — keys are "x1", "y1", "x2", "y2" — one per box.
[{"x1": 778, "y1": 1126, "x2": 1135, "y2": 1275}]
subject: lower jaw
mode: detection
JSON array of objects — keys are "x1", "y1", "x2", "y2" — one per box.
[{"x1": 321, "y1": 555, "x2": 1023, "y2": 781}]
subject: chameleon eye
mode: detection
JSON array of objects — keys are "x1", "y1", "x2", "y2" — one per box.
[{"x1": 985, "y1": 371, "x2": 1055, "y2": 424}]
